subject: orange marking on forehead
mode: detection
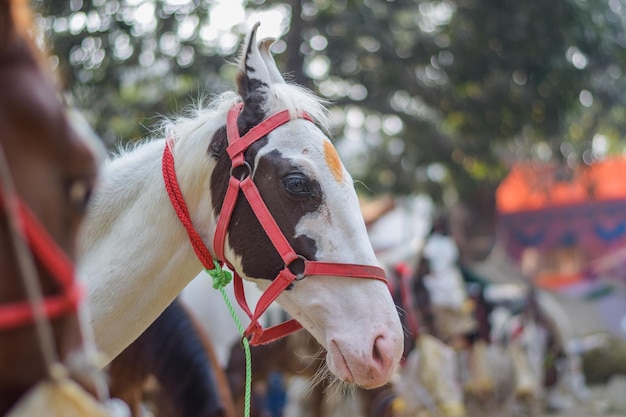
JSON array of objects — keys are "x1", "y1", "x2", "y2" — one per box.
[{"x1": 324, "y1": 140, "x2": 343, "y2": 183}]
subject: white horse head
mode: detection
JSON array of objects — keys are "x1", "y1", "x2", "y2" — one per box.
[{"x1": 78, "y1": 23, "x2": 403, "y2": 389}]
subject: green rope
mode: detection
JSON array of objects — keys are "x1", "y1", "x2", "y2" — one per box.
[
  {"x1": 207, "y1": 260, "x2": 233, "y2": 289},
  {"x1": 207, "y1": 262, "x2": 252, "y2": 417}
]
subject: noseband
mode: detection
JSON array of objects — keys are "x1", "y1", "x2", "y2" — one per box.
[
  {"x1": 0, "y1": 176, "x2": 82, "y2": 330},
  {"x1": 162, "y1": 102, "x2": 387, "y2": 345}
]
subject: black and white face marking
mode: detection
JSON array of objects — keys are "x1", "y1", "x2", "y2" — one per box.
[{"x1": 209, "y1": 125, "x2": 322, "y2": 281}]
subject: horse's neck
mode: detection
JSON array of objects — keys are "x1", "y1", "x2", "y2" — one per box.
[{"x1": 78, "y1": 138, "x2": 218, "y2": 363}]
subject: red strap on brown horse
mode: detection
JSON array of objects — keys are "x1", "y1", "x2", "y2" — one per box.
[{"x1": 0, "y1": 193, "x2": 82, "y2": 329}]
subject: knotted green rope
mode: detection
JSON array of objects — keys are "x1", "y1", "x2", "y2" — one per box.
[
  {"x1": 207, "y1": 261, "x2": 252, "y2": 417},
  {"x1": 207, "y1": 260, "x2": 233, "y2": 289}
]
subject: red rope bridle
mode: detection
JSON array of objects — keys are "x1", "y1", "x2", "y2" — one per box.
[
  {"x1": 162, "y1": 102, "x2": 388, "y2": 345},
  {"x1": 0, "y1": 193, "x2": 82, "y2": 330}
]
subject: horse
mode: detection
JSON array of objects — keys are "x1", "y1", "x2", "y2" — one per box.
[
  {"x1": 410, "y1": 217, "x2": 476, "y2": 344},
  {"x1": 408, "y1": 219, "x2": 531, "y2": 416},
  {"x1": 110, "y1": 271, "x2": 318, "y2": 417},
  {"x1": 0, "y1": 1, "x2": 115, "y2": 415},
  {"x1": 77, "y1": 22, "x2": 403, "y2": 389},
  {"x1": 464, "y1": 281, "x2": 588, "y2": 416},
  {"x1": 361, "y1": 226, "x2": 471, "y2": 417},
  {"x1": 108, "y1": 298, "x2": 236, "y2": 417}
]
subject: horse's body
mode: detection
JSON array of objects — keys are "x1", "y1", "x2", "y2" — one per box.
[
  {"x1": 0, "y1": 0, "x2": 108, "y2": 414},
  {"x1": 78, "y1": 23, "x2": 403, "y2": 389},
  {"x1": 110, "y1": 273, "x2": 316, "y2": 417},
  {"x1": 108, "y1": 298, "x2": 235, "y2": 417},
  {"x1": 407, "y1": 223, "x2": 534, "y2": 416}
]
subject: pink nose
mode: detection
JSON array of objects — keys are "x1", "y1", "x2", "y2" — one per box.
[
  {"x1": 328, "y1": 329, "x2": 402, "y2": 389},
  {"x1": 363, "y1": 332, "x2": 401, "y2": 388}
]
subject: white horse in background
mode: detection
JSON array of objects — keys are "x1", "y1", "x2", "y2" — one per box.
[
  {"x1": 367, "y1": 194, "x2": 433, "y2": 268},
  {"x1": 77, "y1": 23, "x2": 403, "y2": 389},
  {"x1": 392, "y1": 334, "x2": 466, "y2": 417}
]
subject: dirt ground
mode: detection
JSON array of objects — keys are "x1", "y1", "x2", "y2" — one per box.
[
  {"x1": 282, "y1": 381, "x2": 626, "y2": 417},
  {"x1": 547, "y1": 381, "x2": 626, "y2": 417},
  {"x1": 284, "y1": 301, "x2": 626, "y2": 417},
  {"x1": 544, "y1": 282, "x2": 626, "y2": 417}
]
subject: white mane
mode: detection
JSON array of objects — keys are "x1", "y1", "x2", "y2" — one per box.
[
  {"x1": 163, "y1": 82, "x2": 330, "y2": 145},
  {"x1": 268, "y1": 83, "x2": 330, "y2": 130}
]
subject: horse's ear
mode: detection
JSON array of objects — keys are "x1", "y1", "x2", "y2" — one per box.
[
  {"x1": 236, "y1": 22, "x2": 273, "y2": 117},
  {"x1": 0, "y1": 0, "x2": 24, "y2": 44},
  {"x1": 259, "y1": 38, "x2": 285, "y2": 85}
]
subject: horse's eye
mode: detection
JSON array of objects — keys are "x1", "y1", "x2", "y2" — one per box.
[
  {"x1": 283, "y1": 174, "x2": 311, "y2": 196},
  {"x1": 67, "y1": 179, "x2": 93, "y2": 212}
]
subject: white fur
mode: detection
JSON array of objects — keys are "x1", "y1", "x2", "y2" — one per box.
[{"x1": 77, "y1": 25, "x2": 402, "y2": 388}]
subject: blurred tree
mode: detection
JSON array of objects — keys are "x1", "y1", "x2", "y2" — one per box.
[
  {"x1": 37, "y1": 0, "x2": 626, "y2": 207},
  {"x1": 37, "y1": 0, "x2": 253, "y2": 144},
  {"x1": 289, "y1": 0, "x2": 626, "y2": 203}
]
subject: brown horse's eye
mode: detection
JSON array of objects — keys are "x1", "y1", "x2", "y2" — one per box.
[
  {"x1": 283, "y1": 174, "x2": 311, "y2": 196},
  {"x1": 67, "y1": 179, "x2": 93, "y2": 212}
]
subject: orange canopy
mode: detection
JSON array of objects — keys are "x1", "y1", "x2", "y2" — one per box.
[{"x1": 497, "y1": 157, "x2": 626, "y2": 213}]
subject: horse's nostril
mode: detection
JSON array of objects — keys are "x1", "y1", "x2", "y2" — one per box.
[
  {"x1": 372, "y1": 336, "x2": 382, "y2": 362},
  {"x1": 372, "y1": 335, "x2": 384, "y2": 365}
]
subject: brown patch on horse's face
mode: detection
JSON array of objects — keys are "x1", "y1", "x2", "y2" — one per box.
[
  {"x1": 210, "y1": 127, "x2": 320, "y2": 280},
  {"x1": 0, "y1": 34, "x2": 96, "y2": 401}
]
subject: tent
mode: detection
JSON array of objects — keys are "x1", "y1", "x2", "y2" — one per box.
[
  {"x1": 496, "y1": 158, "x2": 626, "y2": 340},
  {"x1": 497, "y1": 157, "x2": 626, "y2": 264}
]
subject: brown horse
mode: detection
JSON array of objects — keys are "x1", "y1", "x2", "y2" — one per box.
[
  {"x1": 0, "y1": 0, "x2": 106, "y2": 414},
  {"x1": 108, "y1": 298, "x2": 236, "y2": 417}
]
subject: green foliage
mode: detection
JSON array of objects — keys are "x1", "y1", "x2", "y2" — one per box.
[
  {"x1": 37, "y1": 0, "x2": 626, "y2": 203},
  {"x1": 37, "y1": 0, "x2": 238, "y2": 144},
  {"x1": 301, "y1": 0, "x2": 626, "y2": 199}
]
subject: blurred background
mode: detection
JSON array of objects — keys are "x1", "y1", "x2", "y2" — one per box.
[
  {"x1": 32, "y1": 0, "x2": 626, "y2": 415},
  {"x1": 34, "y1": 0, "x2": 626, "y2": 200}
]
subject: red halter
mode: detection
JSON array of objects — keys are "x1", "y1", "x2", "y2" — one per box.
[
  {"x1": 0, "y1": 192, "x2": 82, "y2": 330},
  {"x1": 163, "y1": 102, "x2": 388, "y2": 345}
]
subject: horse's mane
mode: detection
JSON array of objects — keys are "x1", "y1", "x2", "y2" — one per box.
[
  {"x1": 161, "y1": 81, "x2": 331, "y2": 145},
  {"x1": 93, "y1": 57, "x2": 334, "y2": 233}
]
